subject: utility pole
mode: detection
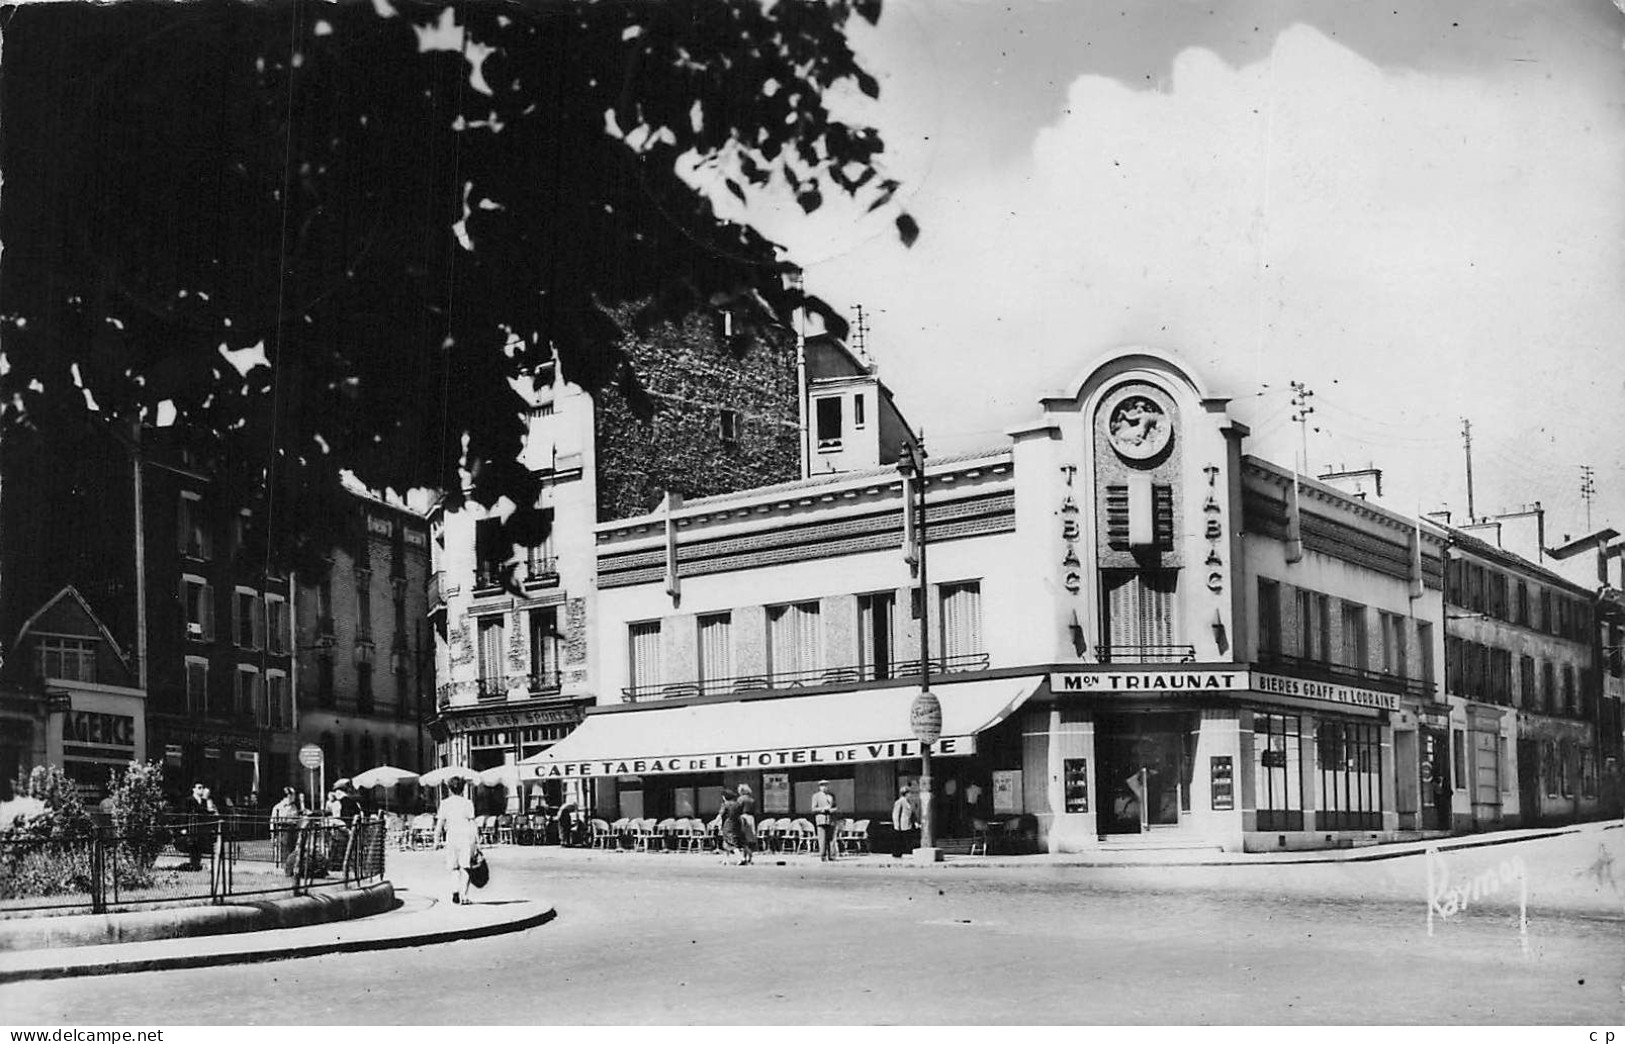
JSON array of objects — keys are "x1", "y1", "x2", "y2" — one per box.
[
  {"x1": 1461, "y1": 418, "x2": 1476, "y2": 523},
  {"x1": 1580, "y1": 465, "x2": 1596, "y2": 532},
  {"x1": 1289, "y1": 381, "x2": 1315, "y2": 472}
]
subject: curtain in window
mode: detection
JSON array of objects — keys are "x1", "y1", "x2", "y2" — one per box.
[
  {"x1": 859, "y1": 594, "x2": 895, "y2": 679},
  {"x1": 939, "y1": 583, "x2": 984, "y2": 662},
  {"x1": 769, "y1": 603, "x2": 821, "y2": 678},
  {"x1": 629, "y1": 621, "x2": 662, "y2": 691},
  {"x1": 699, "y1": 614, "x2": 733, "y2": 689},
  {"x1": 1103, "y1": 570, "x2": 1176, "y2": 652},
  {"x1": 479, "y1": 618, "x2": 506, "y2": 683}
]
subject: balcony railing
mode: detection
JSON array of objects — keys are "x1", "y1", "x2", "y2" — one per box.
[
  {"x1": 476, "y1": 677, "x2": 509, "y2": 702},
  {"x1": 622, "y1": 652, "x2": 992, "y2": 703},
  {"x1": 1255, "y1": 650, "x2": 1437, "y2": 701},
  {"x1": 523, "y1": 556, "x2": 559, "y2": 588},
  {"x1": 528, "y1": 669, "x2": 563, "y2": 694},
  {"x1": 1097, "y1": 644, "x2": 1198, "y2": 665}
]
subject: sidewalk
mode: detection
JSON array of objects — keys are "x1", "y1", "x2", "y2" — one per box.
[
  {"x1": 487, "y1": 819, "x2": 1617, "y2": 869},
  {"x1": 0, "y1": 860, "x2": 554, "y2": 984}
]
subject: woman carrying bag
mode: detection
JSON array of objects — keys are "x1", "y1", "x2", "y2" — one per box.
[{"x1": 435, "y1": 776, "x2": 482, "y2": 905}]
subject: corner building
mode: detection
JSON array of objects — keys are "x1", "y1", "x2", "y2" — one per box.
[{"x1": 527, "y1": 349, "x2": 1449, "y2": 853}]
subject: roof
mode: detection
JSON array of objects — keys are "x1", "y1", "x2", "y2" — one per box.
[{"x1": 1442, "y1": 524, "x2": 1592, "y2": 594}]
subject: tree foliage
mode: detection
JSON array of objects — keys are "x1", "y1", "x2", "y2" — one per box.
[{"x1": 0, "y1": 0, "x2": 912, "y2": 570}]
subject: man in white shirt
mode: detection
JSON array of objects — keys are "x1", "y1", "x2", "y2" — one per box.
[
  {"x1": 810, "y1": 780, "x2": 838, "y2": 862},
  {"x1": 890, "y1": 785, "x2": 918, "y2": 858},
  {"x1": 435, "y1": 776, "x2": 480, "y2": 905}
]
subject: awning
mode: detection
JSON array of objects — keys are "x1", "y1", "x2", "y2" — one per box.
[{"x1": 518, "y1": 677, "x2": 1039, "y2": 780}]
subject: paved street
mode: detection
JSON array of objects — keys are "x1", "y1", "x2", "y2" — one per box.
[{"x1": 5, "y1": 827, "x2": 1623, "y2": 1025}]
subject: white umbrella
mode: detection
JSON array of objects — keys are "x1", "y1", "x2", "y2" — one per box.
[
  {"x1": 420, "y1": 765, "x2": 482, "y2": 787},
  {"x1": 353, "y1": 765, "x2": 420, "y2": 788},
  {"x1": 477, "y1": 764, "x2": 518, "y2": 788}
]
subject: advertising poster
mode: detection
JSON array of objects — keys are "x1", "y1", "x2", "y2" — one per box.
[
  {"x1": 763, "y1": 771, "x2": 791, "y2": 814},
  {"x1": 992, "y1": 769, "x2": 1022, "y2": 814},
  {"x1": 1063, "y1": 757, "x2": 1089, "y2": 814},
  {"x1": 1211, "y1": 755, "x2": 1235, "y2": 811}
]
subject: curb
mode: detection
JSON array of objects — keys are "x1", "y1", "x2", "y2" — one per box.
[
  {"x1": 0, "y1": 882, "x2": 396, "y2": 953},
  {"x1": 0, "y1": 902, "x2": 556, "y2": 984}
]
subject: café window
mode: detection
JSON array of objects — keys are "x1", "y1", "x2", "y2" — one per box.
[
  {"x1": 1253, "y1": 713, "x2": 1302, "y2": 831},
  {"x1": 34, "y1": 636, "x2": 96, "y2": 683},
  {"x1": 1317, "y1": 721, "x2": 1383, "y2": 830}
]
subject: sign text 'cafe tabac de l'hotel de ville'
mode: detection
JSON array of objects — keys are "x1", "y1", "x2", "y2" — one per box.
[{"x1": 518, "y1": 348, "x2": 1451, "y2": 853}]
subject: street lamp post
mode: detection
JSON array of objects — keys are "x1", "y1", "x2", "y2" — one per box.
[{"x1": 900, "y1": 437, "x2": 942, "y2": 861}]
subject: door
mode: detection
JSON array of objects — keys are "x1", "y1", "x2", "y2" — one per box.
[
  {"x1": 1420, "y1": 728, "x2": 1451, "y2": 830},
  {"x1": 1097, "y1": 714, "x2": 1189, "y2": 835}
]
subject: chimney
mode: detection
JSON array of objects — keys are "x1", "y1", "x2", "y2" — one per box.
[
  {"x1": 1317, "y1": 465, "x2": 1383, "y2": 501},
  {"x1": 1487, "y1": 503, "x2": 1546, "y2": 564},
  {"x1": 1425, "y1": 509, "x2": 1452, "y2": 526}
]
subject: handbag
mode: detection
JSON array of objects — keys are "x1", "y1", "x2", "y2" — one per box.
[{"x1": 467, "y1": 848, "x2": 490, "y2": 889}]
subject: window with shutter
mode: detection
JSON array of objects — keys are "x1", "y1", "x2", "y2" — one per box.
[
  {"x1": 1257, "y1": 579, "x2": 1282, "y2": 657},
  {"x1": 858, "y1": 592, "x2": 896, "y2": 681},
  {"x1": 185, "y1": 658, "x2": 208, "y2": 714},
  {"x1": 1101, "y1": 569, "x2": 1177, "y2": 657},
  {"x1": 628, "y1": 621, "x2": 663, "y2": 693},
  {"x1": 478, "y1": 617, "x2": 506, "y2": 686},
  {"x1": 938, "y1": 582, "x2": 983, "y2": 666},
  {"x1": 698, "y1": 613, "x2": 733, "y2": 692},
  {"x1": 768, "y1": 602, "x2": 821, "y2": 679}
]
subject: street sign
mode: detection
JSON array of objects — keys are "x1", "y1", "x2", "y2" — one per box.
[
  {"x1": 298, "y1": 743, "x2": 323, "y2": 769},
  {"x1": 909, "y1": 690, "x2": 942, "y2": 746}
]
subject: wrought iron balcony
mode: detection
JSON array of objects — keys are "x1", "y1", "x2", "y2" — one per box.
[
  {"x1": 1255, "y1": 650, "x2": 1437, "y2": 701},
  {"x1": 476, "y1": 676, "x2": 509, "y2": 702},
  {"x1": 523, "y1": 556, "x2": 560, "y2": 588},
  {"x1": 1098, "y1": 644, "x2": 1198, "y2": 665},
  {"x1": 528, "y1": 669, "x2": 563, "y2": 694},
  {"x1": 621, "y1": 652, "x2": 992, "y2": 703}
]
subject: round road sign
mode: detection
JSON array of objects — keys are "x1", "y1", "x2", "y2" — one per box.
[{"x1": 298, "y1": 743, "x2": 324, "y2": 769}]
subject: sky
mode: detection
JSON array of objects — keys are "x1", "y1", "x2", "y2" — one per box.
[{"x1": 703, "y1": 0, "x2": 1625, "y2": 546}]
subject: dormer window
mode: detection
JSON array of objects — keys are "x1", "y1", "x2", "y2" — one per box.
[{"x1": 815, "y1": 396, "x2": 843, "y2": 450}]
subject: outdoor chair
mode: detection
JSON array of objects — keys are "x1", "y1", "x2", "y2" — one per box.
[
  {"x1": 969, "y1": 819, "x2": 990, "y2": 857},
  {"x1": 788, "y1": 818, "x2": 817, "y2": 853},
  {"x1": 589, "y1": 818, "x2": 613, "y2": 849},
  {"x1": 755, "y1": 818, "x2": 779, "y2": 852},
  {"x1": 495, "y1": 814, "x2": 515, "y2": 846},
  {"x1": 408, "y1": 813, "x2": 436, "y2": 850},
  {"x1": 654, "y1": 818, "x2": 679, "y2": 851},
  {"x1": 838, "y1": 818, "x2": 871, "y2": 855},
  {"x1": 632, "y1": 818, "x2": 659, "y2": 852},
  {"x1": 609, "y1": 817, "x2": 632, "y2": 850},
  {"x1": 677, "y1": 818, "x2": 706, "y2": 852}
]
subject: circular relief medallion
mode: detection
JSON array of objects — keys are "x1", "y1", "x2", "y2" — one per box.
[{"x1": 1107, "y1": 395, "x2": 1172, "y2": 460}]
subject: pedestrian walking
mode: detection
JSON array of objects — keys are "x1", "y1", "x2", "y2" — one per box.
[
  {"x1": 891, "y1": 784, "x2": 919, "y2": 858},
  {"x1": 716, "y1": 788, "x2": 742, "y2": 862},
  {"x1": 435, "y1": 776, "x2": 480, "y2": 905},
  {"x1": 811, "y1": 780, "x2": 838, "y2": 861},
  {"x1": 271, "y1": 787, "x2": 300, "y2": 866},
  {"x1": 736, "y1": 783, "x2": 757, "y2": 865}
]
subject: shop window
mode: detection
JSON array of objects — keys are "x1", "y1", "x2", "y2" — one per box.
[
  {"x1": 938, "y1": 581, "x2": 984, "y2": 668},
  {"x1": 628, "y1": 620, "x2": 663, "y2": 695},
  {"x1": 1317, "y1": 721, "x2": 1383, "y2": 830},
  {"x1": 183, "y1": 577, "x2": 214, "y2": 642},
  {"x1": 858, "y1": 592, "x2": 897, "y2": 681},
  {"x1": 1253, "y1": 713, "x2": 1302, "y2": 831},
  {"x1": 815, "y1": 396, "x2": 843, "y2": 450},
  {"x1": 1256, "y1": 579, "x2": 1282, "y2": 658},
  {"x1": 697, "y1": 613, "x2": 733, "y2": 694},
  {"x1": 33, "y1": 636, "x2": 96, "y2": 683},
  {"x1": 768, "y1": 602, "x2": 822, "y2": 680}
]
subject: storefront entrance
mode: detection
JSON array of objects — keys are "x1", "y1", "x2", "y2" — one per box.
[
  {"x1": 1420, "y1": 727, "x2": 1451, "y2": 831},
  {"x1": 1096, "y1": 713, "x2": 1194, "y2": 834}
]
